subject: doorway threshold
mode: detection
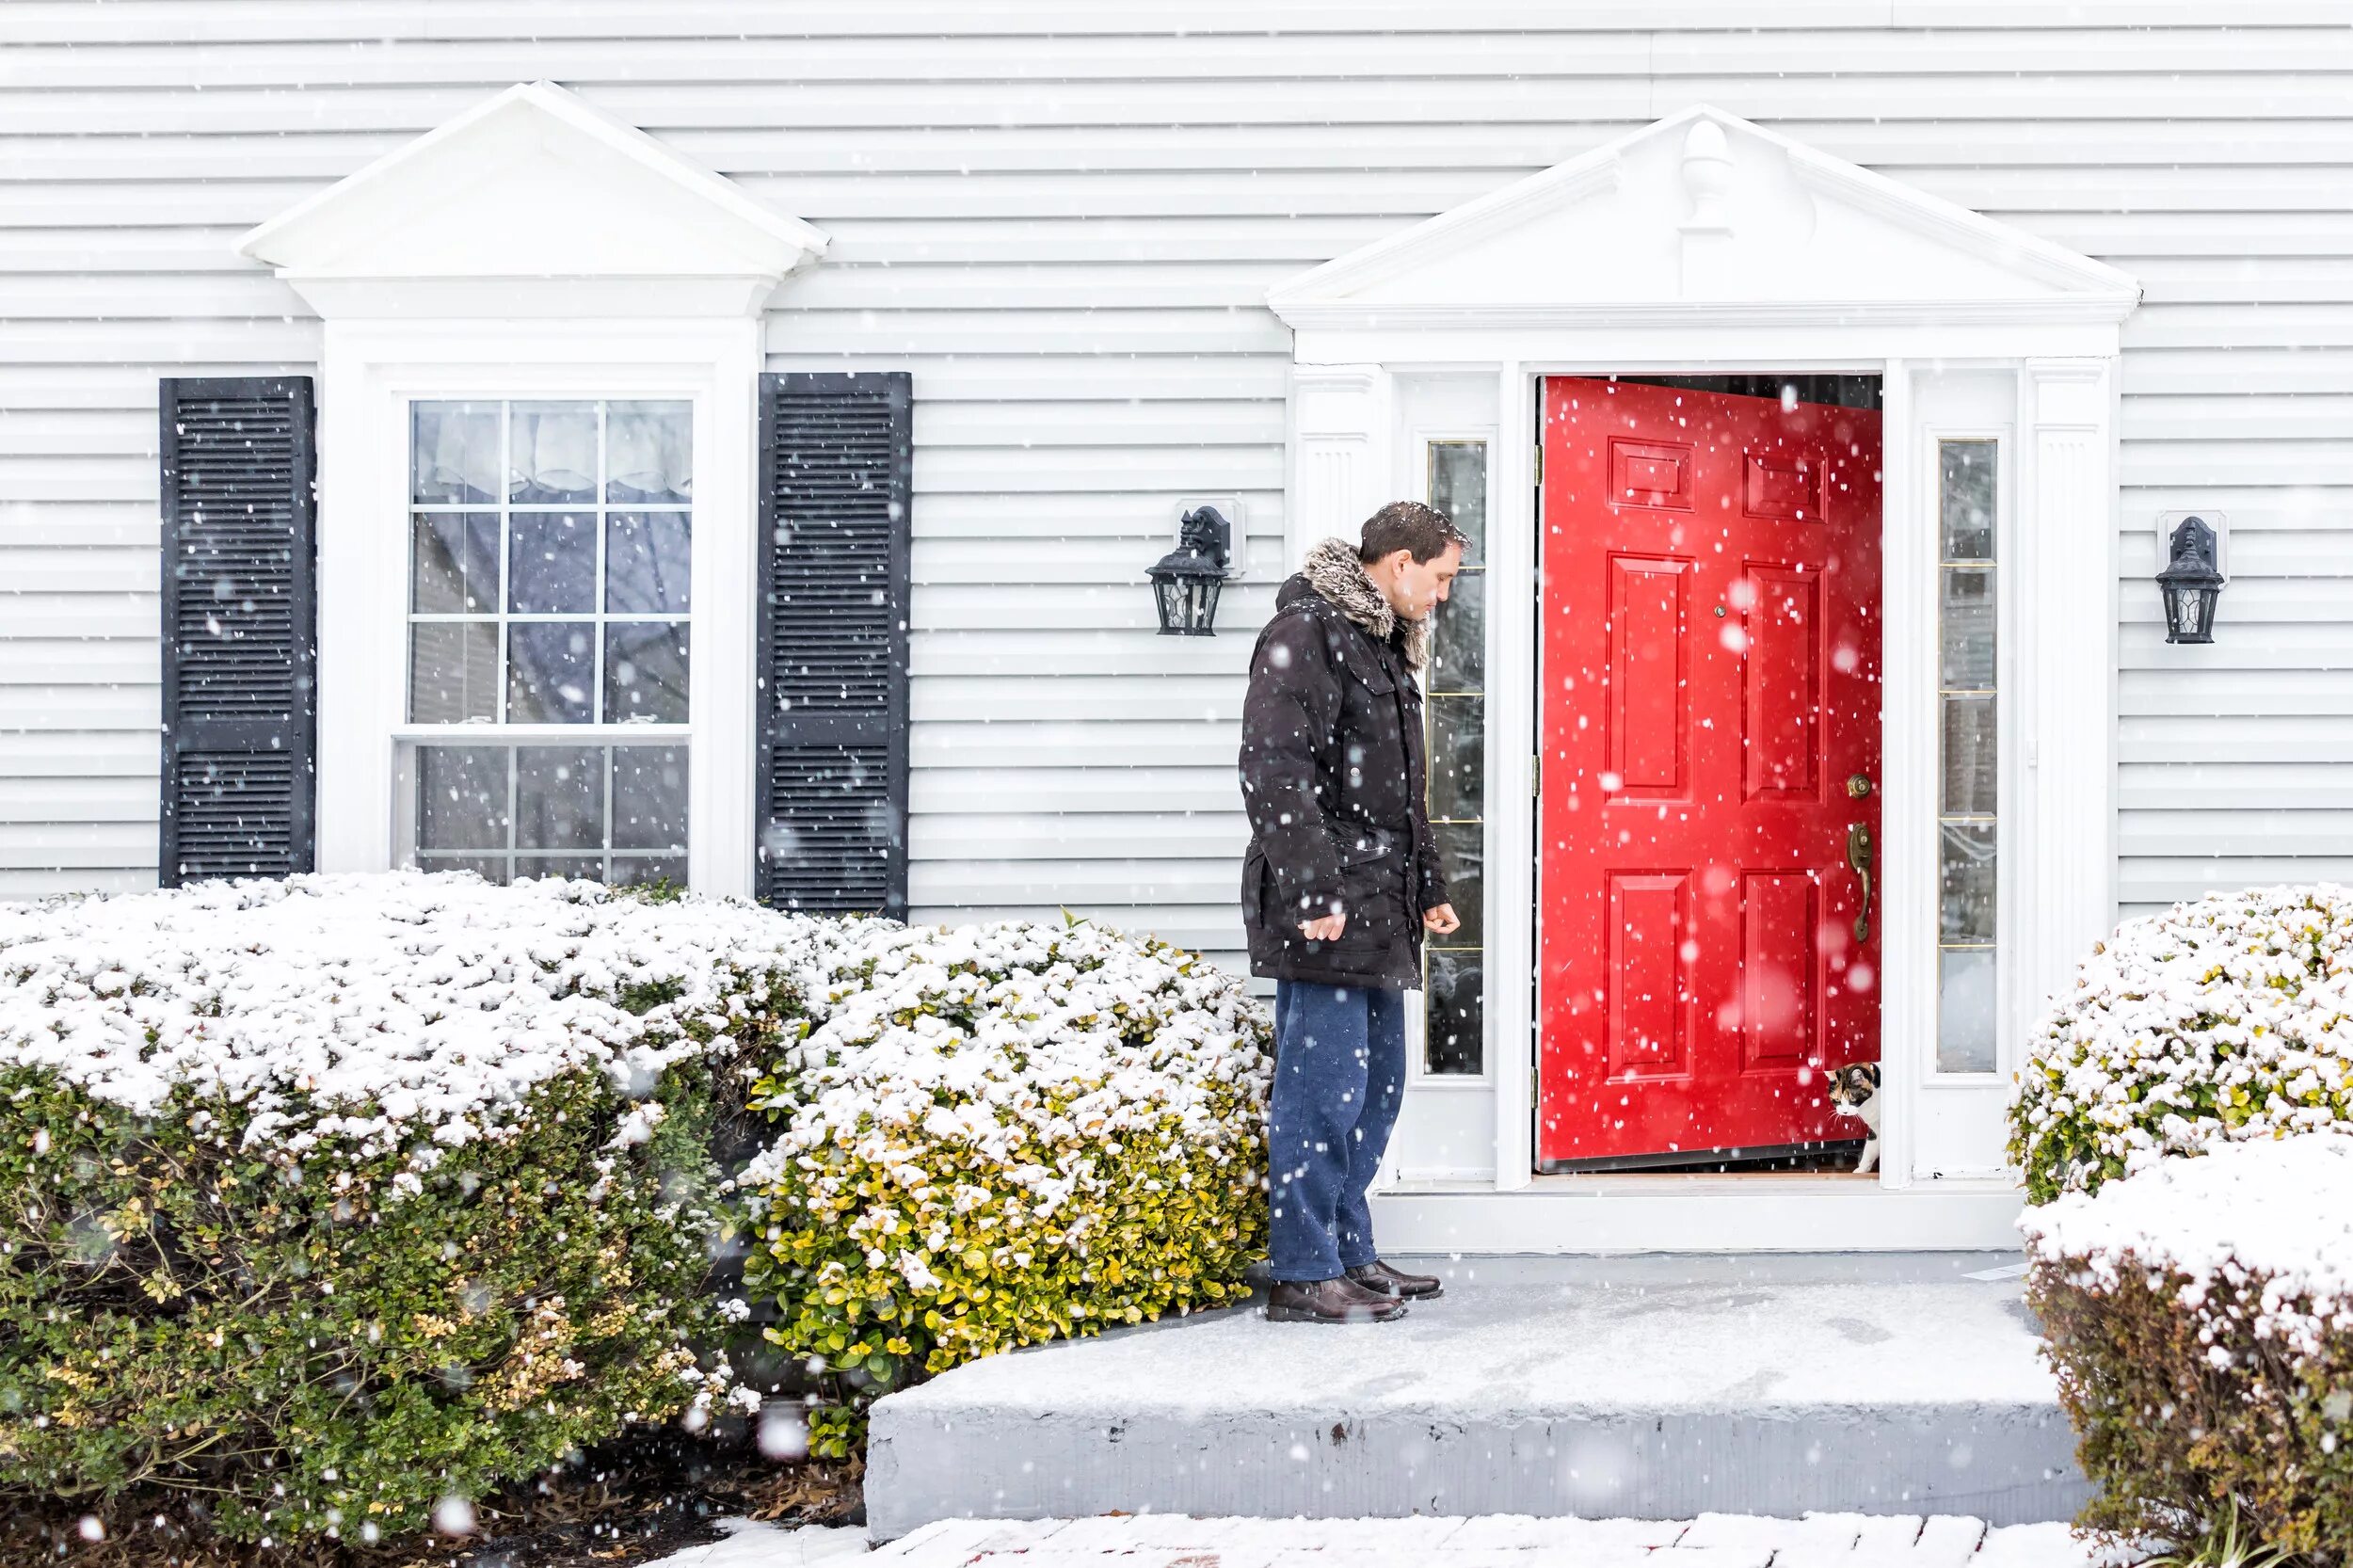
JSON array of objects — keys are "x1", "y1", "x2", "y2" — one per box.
[{"x1": 1370, "y1": 1176, "x2": 2025, "y2": 1254}]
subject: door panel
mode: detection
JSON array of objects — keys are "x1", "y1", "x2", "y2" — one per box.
[
  {"x1": 1607, "y1": 870, "x2": 1691, "y2": 1079},
  {"x1": 1742, "y1": 566, "x2": 1822, "y2": 802},
  {"x1": 1539, "y1": 377, "x2": 1882, "y2": 1168},
  {"x1": 1606, "y1": 555, "x2": 1689, "y2": 798}
]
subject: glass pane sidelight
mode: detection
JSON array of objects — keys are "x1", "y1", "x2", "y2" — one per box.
[
  {"x1": 1423, "y1": 439, "x2": 1486, "y2": 1074},
  {"x1": 1936, "y1": 440, "x2": 1998, "y2": 1073},
  {"x1": 404, "y1": 399, "x2": 693, "y2": 885}
]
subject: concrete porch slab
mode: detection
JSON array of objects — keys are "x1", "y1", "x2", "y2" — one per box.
[{"x1": 865, "y1": 1253, "x2": 2088, "y2": 1543}]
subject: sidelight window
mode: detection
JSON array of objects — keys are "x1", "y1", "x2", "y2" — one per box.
[
  {"x1": 1422, "y1": 439, "x2": 1487, "y2": 1074},
  {"x1": 398, "y1": 397, "x2": 692, "y2": 887},
  {"x1": 1936, "y1": 440, "x2": 1998, "y2": 1073}
]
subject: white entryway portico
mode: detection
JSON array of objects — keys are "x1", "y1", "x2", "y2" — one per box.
[{"x1": 1270, "y1": 107, "x2": 2141, "y2": 1250}]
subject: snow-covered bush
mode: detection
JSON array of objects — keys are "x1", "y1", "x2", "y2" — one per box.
[
  {"x1": 2009, "y1": 885, "x2": 2353, "y2": 1203},
  {"x1": 0, "y1": 872, "x2": 818, "y2": 1544},
  {"x1": 738, "y1": 913, "x2": 1273, "y2": 1457},
  {"x1": 2025, "y1": 1133, "x2": 2353, "y2": 1558}
]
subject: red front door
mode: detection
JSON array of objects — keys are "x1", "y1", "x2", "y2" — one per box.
[{"x1": 1537, "y1": 378, "x2": 1882, "y2": 1168}]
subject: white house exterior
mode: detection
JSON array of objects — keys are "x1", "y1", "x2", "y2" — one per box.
[{"x1": 1, "y1": 4, "x2": 2341, "y2": 1251}]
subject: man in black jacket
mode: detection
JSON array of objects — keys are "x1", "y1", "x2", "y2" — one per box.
[{"x1": 1239, "y1": 501, "x2": 1465, "y2": 1323}]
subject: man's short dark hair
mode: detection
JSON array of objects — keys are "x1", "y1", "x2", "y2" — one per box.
[{"x1": 1359, "y1": 500, "x2": 1469, "y2": 566}]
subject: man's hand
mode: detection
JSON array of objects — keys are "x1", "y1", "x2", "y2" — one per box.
[
  {"x1": 1299, "y1": 912, "x2": 1347, "y2": 942},
  {"x1": 1422, "y1": 904, "x2": 1461, "y2": 936}
]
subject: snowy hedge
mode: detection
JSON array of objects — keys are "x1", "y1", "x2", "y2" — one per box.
[
  {"x1": 2025, "y1": 1133, "x2": 2353, "y2": 1557},
  {"x1": 0, "y1": 873, "x2": 809, "y2": 1545},
  {"x1": 738, "y1": 913, "x2": 1273, "y2": 1458},
  {"x1": 2008, "y1": 885, "x2": 2353, "y2": 1203}
]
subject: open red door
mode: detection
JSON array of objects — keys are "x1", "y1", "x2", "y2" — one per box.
[{"x1": 1538, "y1": 378, "x2": 1881, "y2": 1169}]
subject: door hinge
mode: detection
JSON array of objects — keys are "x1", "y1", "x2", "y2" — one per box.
[
  {"x1": 1533, "y1": 440, "x2": 1544, "y2": 486},
  {"x1": 1532, "y1": 750, "x2": 1542, "y2": 798}
]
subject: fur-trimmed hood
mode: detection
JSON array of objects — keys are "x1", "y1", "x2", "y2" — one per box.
[{"x1": 1297, "y1": 536, "x2": 1432, "y2": 672}]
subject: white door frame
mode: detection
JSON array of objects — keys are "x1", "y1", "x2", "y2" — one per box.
[
  {"x1": 1270, "y1": 109, "x2": 2137, "y2": 1250},
  {"x1": 1300, "y1": 349, "x2": 2119, "y2": 1254}
]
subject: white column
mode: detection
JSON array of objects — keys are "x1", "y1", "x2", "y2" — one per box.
[
  {"x1": 1284, "y1": 364, "x2": 1387, "y2": 568},
  {"x1": 1875, "y1": 359, "x2": 1925, "y2": 1189},
  {"x1": 1488, "y1": 363, "x2": 1536, "y2": 1190},
  {"x1": 2023, "y1": 358, "x2": 2121, "y2": 1017}
]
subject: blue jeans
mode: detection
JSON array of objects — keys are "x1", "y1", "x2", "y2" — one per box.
[{"x1": 1266, "y1": 980, "x2": 1407, "y2": 1283}]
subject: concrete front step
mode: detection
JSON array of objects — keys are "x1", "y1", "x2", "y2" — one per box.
[{"x1": 865, "y1": 1254, "x2": 2089, "y2": 1544}]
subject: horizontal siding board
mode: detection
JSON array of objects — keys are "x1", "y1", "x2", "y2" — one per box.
[
  {"x1": 909, "y1": 857, "x2": 1241, "y2": 904},
  {"x1": 41, "y1": 120, "x2": 2353, "y2": 184},
  {"x1": 911, "y1": 675, "x2": 1241, "y2": 724},
  {"x1": 0, "y1": 822, "x2": 155, "y2": 868},
  {"x1": 0, "y1": 685, "x2": 158, "y2": 728},
  {"x1": 915, "y1": 720, "x2": 1238, "y2": 770},
  {"x1": 910, "y1": 767, "x2": 1241, "y2": 814},
  {"x1": 911, "y1": 812, "x2": 1246, "y2": 861},
  {"x1": 2119, "y1": 531, "x2": 2353, "y2": 575},
  {"x1": 25, "y1": 32, "x2": 2353, "y2": 93},
  {"x1": 914, "y1": 536, "x2": 1278, "y2": 587},
  {"x1": 0, "y1": 8, "x2": 2345, "y2": 921},
  {"x1": 2123, "y1": 858, "x2": 2353, "y2": 905},
  {"x1": 0, "y1": 869, "x2": 155, "y2": 897},
  {"x1": 22, "y1": 4, "x2": 2353, "y2": 46},
  {"x1": 2121, "y1": 485, "x2": 2353, "y2": 527},
  {"x1": 909, "y1": 629, "x2": 1253, "y2": 677},
  {"x1": 0, "y1": 545, "x2": 159, "y2": 590},
  {"x1": 2121, "y1": 761, "x2": 2353, "y2": 809},
  {"x1": 0, "y1": 777, "x2": 154, "y2": 824},
  {"x1": 900, "y1": 488, "x2": 1285, "y2": 541},
  {"x1": 2121, "y1": 669, "x2": 2353, "y2": 716},
  {"x1": 2120, "y1": 811, "x2": 2353, "y2": 857},
  {"x1": 911, "y1": 445, "x2": 1285, "y2": 495},
  {"x1": 0, "y1": 640, "x2": 157, "y2": 684},
  {"x1": 913, "y1": 583, "x2": 1276, "y2": 632}
]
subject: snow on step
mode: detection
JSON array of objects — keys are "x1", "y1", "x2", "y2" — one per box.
[
  {"x1": 864, "y1": 1513, "x2": 2110, "y2": 1564},
  {"x1": 1445, "y1": 1516, "x2": 1686, "y2": 1551}
]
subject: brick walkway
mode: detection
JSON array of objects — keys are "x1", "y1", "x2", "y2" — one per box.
[{"x1": 857, "y1": 1514, "x2": 2114, "y2": 1566}]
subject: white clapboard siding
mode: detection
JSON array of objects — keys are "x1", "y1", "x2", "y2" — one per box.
[{"x1": 0, "y1": 8, "x2": 2344, "y2": 955}]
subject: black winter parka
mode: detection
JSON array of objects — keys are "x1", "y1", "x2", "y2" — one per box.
[{"x1": 1238, "y1": 536, "x2": 1448, "y2": 989}]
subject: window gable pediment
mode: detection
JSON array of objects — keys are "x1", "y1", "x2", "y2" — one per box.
[{"x1": 235, "y1": 80, "x2": 827, "y2": 317}]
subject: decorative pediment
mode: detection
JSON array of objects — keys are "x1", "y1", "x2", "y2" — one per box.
[
  {"x1": 237, "y1": 81, "x2": 828, "y2": 317},
  {"x1": 1269, "y1": 106, "x2": 2137, "y2": 328}
]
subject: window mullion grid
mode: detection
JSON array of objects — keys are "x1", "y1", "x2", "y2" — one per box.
[{"x1": 408, "y1": 398, "x2": 694, "y2": 888}]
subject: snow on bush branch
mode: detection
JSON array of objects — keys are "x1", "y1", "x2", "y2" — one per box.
[
  {"x1": 2009, "y1": 883, "x2": 2353, "y2": 1202},
  {"x1": 737, "y1": 914, "x2": 1273, "y2": 1457},
  {"x1": 2025, "y1": 1131, "x2": 2353, "y2": 1366},
  {"x1": 0, "y1": 871, "x2": 826, "y2": 1160}
]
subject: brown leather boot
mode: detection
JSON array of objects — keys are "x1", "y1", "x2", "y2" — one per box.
[
  {"x1": 1346, "y1": 1259, "x2": 1444, "y2": 1300},
  {"x1": 1264, "y1": 1275, "x2": 1411, "y2": 1323}
]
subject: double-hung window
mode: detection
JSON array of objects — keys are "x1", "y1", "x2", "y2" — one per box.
[{"x1": 397, "y1": 398, "x2": 693, "y2": 886}]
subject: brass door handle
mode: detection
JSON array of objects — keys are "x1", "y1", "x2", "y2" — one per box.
[{"x1": 1846, "y1": 823, "x2": 1875, "y2": 944}]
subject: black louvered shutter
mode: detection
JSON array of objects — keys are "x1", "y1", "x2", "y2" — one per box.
[
  {"x1": 756, "y1": 372, "x2": 912, "y2": 916},
  {"x1": 157, "y1": 377, "x2": 317, "y2": 886}
]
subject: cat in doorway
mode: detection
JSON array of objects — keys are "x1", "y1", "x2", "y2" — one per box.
[{"x1": 1827, "y1": 1063, "x2": 1882, "y2": 1175}]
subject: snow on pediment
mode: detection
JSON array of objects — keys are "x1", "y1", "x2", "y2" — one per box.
[
  {"x1": 1269, "y1": 106, "x2": 2138, "y2": 328},
  {"x1": 237, "y1": 81, "x2": 827, "y2": 315}
]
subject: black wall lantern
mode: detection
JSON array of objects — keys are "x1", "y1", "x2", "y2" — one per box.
[
  {"x1": 2157, "y1": 513, "x2": 2225, "y2": 645},
  {"x1": 1146, "y1": 504, "x2": 1234, "y2": 635}
]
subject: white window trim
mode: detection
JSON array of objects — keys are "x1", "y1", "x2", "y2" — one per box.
[
  {"x1": 1403, "y1": 424, "x2": 1498, "y2": 1093},
  {"x1": 314, "y1": 318, "x2": 761, "y2": 897},
  {"x1": 231, "y1": 79, "x2": 826, "y2": 902}
]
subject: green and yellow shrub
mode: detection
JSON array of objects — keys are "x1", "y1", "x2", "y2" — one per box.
[
  {"x1": 0, "y1": 872, "x2": 818, "y2": 1545},
  {"x1": 2025, "y1": 1132, "x2": 2353, "y2": 1562},
  {"x1": 2009, "y1": 885, "x2": 2353, "y2": 1204},
  {"x1": 738, "y1": 914, "x2": 1273, "y2": 1455}
]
